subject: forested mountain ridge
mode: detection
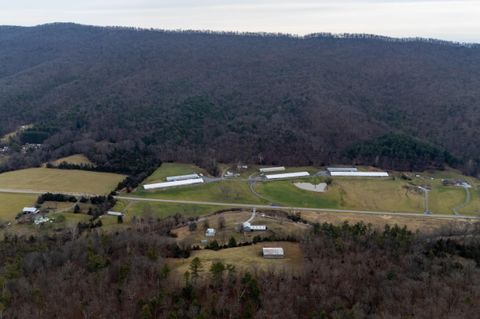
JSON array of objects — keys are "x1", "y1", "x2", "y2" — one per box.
[{"x1": 1, "y1": 23, "x2": 480, "y2": 174}]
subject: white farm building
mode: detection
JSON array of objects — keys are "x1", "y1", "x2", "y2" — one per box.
[
  {"x1": 265, "y1": 171, "x2": 310, "y2": 180},
  {"x1": 329, "y1": 171, "x2": 389, "y2": 177},
  {"x1": 262, "y1": 247, "x2": 284, "y2": 259},
  {"x1": 259, "y1": 167, "x2": 286, "y2": 173},
  {"x1": 107, "y1": 211, "x2": 124, "y2": 217},
  {"x1": 166, "y1": 173, "x2": 200, "y2": 182},
  {"x1": 243, "y1": 222, "x2": 267, "y2": 232},
  {"x1": 205, "y1": 228, "x2": 216, "y2": 237},
  {"x1": 326, "y1": 167, "x2": 358, "y2": 173},
  {"x1": 143, "y1": 178, "x2": 204, "y2": 190},
  {"x1": 22, "y1": 207, "x2": 39, "y2": 215}
]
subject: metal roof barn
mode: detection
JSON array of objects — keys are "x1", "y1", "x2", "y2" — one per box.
[
  {"x1": 166, "y1": 173, "x2": 200, "y2": 182},
  {"x1": 330, "y1": 172, "x2": 389, "y2": 177},
  {"x1": 259, "y1": 167, "x2": 286, "y2": 173},
  {"x1": 265, "y1": 171, "x2": 310, "y2": 180},
  {"x1": 144, "y1": 178, "x2": 204, "y2": 190},
  {"x1": 262, "y1": 247, "x2": 285, "y2": 258},
  {"x1": 326, "y1": 167, "x2": 358, "y2": 172}
]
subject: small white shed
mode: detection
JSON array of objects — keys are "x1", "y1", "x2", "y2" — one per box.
[
  {"x1": 205, "y1": 228, "x2": 216, "y2": 237},
  {"x1": 262, "y1": 247, "x2": 285, "y2": 259}
]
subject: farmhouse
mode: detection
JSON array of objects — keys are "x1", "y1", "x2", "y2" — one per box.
[
  {"x1": 265, "y1": 171, "x2": 310, "y2": 180},
  {"x1": 259, "y1": 167, "x2": 285, "y2": 173},
  {"x1": 242, "y1": 222, "x2": 267, "y2": 232},
  {"x1": 166, "y1": 173, "x2": 200, "y2": 182},
  {"x1": 143, "y1": 178, "x2": 204, "y2": 190},
  {"x1": 22, "y1": 207, "x2": 39, "y2": 215},
  {"x1": 329, "y1": 171, "x2": 389, "y2": 177},
  {"x1": 326, "y1": 167, "x2": 358, "y2": 173},
  {"x1": 205, "y1": 228, "x2": 216, "y2": 237},
  {"x1": 262, "y1": 247, "x2": 284, "y2": 259}
]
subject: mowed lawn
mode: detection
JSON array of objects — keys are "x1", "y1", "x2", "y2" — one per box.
[
  {"x1": 168, "y1": 242, "x2": 303, "y2": 276},
  {"x1": 0, "y1": 168, "x2": 125, "y2": 194},
  {"x1": 0, "y1": 193, "x2": 37, "y2": 220}
]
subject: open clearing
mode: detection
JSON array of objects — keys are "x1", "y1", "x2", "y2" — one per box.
[
  {"x1": 168, "y1": 242, "x2": 303, "y2": 275},
  {"x1": 0, "y1": 193, "x2": 37, "y2": 220},
  {"x1": 50, "y1": 154, "x2": 94, "y2": 166},
  {"x1": 0, "y1": 168, "x2": 125, "y2": 195}
]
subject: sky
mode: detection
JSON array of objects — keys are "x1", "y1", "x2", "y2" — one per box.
[{"x1": 0, "y1": 0, "x2": 479, "y2": 43}]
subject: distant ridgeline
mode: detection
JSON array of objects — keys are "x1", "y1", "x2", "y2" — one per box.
[{"x1": 345, "y1": 134, "x2": 458, "y2": 171}]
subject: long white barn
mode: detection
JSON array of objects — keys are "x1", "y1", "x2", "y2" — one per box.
[
  {"x1": 166, "y1": 173, "x2": 200, "y2": 182},
  {"x1": 144, "y1": 178, "x2": 204, "y2": 190},
  {"x1": 259, "y1": 167, "x2": 286, "y2": 173},
  {"x1": 330, "y1": 172, "x2": 389, "y2": 177},
  {"x1": 265, "y1": 171, "x2": 310, "y2": 180}
]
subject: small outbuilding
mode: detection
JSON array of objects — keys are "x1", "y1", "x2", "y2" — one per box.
[
  {"x1": 205, "y1": 228, "x2": 216, "y2": 237},
  {"x1": 262, "y1": 247, "x2": 284, "y2": 259}
]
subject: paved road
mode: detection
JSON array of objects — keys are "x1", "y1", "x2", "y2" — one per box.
[
  {"x1": 115, "y1": 195, "x2": 480, "y2": 220},
  {"x1": 2, "y1": 187, "x2": 478, "y2": 221}
]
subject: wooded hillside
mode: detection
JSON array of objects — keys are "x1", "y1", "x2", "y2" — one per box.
[{"x1": 1, "y1": 24, "x2": 480, "y2": 174}]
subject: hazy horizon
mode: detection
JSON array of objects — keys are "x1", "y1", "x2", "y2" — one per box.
[{"x1": 0, "y1": 1, "x2": 479, "y2": 43}]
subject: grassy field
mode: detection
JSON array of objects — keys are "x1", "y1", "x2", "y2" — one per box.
[
  {"x1": 135, "y1": 180, "x2": 266, "y2": 204},
  {"x1": 50, "y1": 154, "x2": 94, "y2": 166},
  {"x1": 254, "y1": 172, "x2": 480, "y2": 215},
  {"x1": 0, "y1": 193, "x2": 37, "y2": 220},
  {"x1": 0, "y1": 168, "x2": 125, "y2": 194},
  {"x1": 112, "y1": 200, "x2": 228, "y2": 222},
  {"x1": 255, "y1": 178, "x2": 341, "y2": 208},
  {"x1": 143, "y1": 163, "x2": 208, "y2": 184},
  {"x1": 168, "y1": 241, "x2": 303, "y2": 276}
]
